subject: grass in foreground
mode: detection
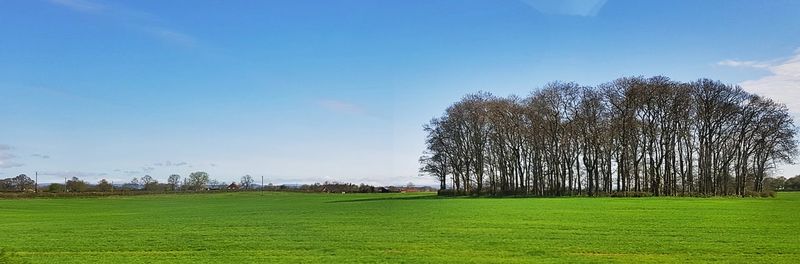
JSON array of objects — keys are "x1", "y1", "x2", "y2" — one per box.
[{"x1": 0, "y1": 192, "x2": 798, "y2": 263}]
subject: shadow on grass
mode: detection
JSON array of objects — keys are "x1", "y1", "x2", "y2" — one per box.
[
  {"x1": 326, "y1": 194, "x2": 546, "y2": 203},
  {"x1": 327, "y1": 193, "x2": 676, "y2": 203},
  {"x1": 0, "y1": 248, "x2": 30, "y2": 264},
  {"x1": 327, "y1": 195, "x2": 444, "y2": 203}
]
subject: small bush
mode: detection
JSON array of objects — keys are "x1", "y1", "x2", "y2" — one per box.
[
  {"x1": 437, "y1": 189, "x2": 457, "y2": 196},
  {"x1": 742, "y1": 190, "x2": 776, "y2": 198},
  {"x1": 692, "y1": 193, "x2": 712, "y2": 198},
  {"x1": 605, "y1": 191, "x2": 651, "y2": 197}
]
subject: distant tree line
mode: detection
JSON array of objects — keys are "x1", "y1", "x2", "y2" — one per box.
[
  {"x1": 35, "y1": 171, "x2": 236, "y2": 193},
  {"x1": 280, "y1": 181, "x2": 436, "y2": 193},
  {"x1": 1, "y1": 171, "x2": 433, "y2": 196},
  {"x1": 764, "y1": 175, "x2": 800, "y2": 191},
  {"x1": 420, "y1": 77, "x2": 797, "y2": 197},
  {"x1": 294, "y1": 182, "x2": 378, "y2": 193}
]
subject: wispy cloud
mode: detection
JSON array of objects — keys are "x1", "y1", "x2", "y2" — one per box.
[
  {"x1": 154, "y1": 161, "x2": 189, "y2": 167},
  {"x1": 0, "y1": 154, "x2": 24, "y2": 169},
  {"x1": 720, "y1": 48, "x2": 800, "y2": 115},
  {"x1": 48, "y1": 0, "x2": 104, "y2": 13},
  {"x1": 113, "y1": 169, "x2": 142, "y2": 175},
  {"x1": 39, "y1": 171, "x2": 108, "y2": 178},
  {"x1": 717, "y1": 59, "x2": 771, "y2": 69},
  {"x1": 0, "y1": 145, "x2": 24, "y2": 169},
  {"x1": 520, "y1": 0, "x2": 608, "y2": 17},
  {"x1": 32, "y1": 154, "x2": 51, "y2": 159},
  {"x1": 317, "y1": 99, "x2": 365, "y2": 115},
  {"x1": 140, "y1": 27, "x2": 197, "y2": 47},
  {"x1": 47, "y1": 0, "x2": 196, "y2": 47}
]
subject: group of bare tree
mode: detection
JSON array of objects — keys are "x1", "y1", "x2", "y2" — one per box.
[{"x1": 420, "y1": 77, "x2": 797, "y2": 196}]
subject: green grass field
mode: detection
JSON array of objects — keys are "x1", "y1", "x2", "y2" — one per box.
[{"x1": 1, "y1": 192, "x2": 798, "y2": 263}]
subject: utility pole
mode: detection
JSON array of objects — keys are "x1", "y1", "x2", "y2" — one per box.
[
  {"x1": 64, "y1": 177, "x2": 67, "y2": 192},
  {"x1": 261, "y1": 176, "x2": 264, "y2": 194},
  {"x1": 35, "y1": 171, "x2": 38, "y2": 193}
]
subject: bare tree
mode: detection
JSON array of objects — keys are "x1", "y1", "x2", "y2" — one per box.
[
  {"x1": 240, "y1": 175, "x2": 254, "y2": 190},
  {"x1": 167, "y1": 174, "x2": 181, "y2": 191},
  {"x1": 422, "y1": 76, "x2": 797, "y2": 197}
]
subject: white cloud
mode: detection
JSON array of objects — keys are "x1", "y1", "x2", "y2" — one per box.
[
  {"x1": 721, "y1": 48, "x2": 800, "y2": 177},
  {"x1": 721, "y1": 48, "x2": 800, "y2": 115},
  {"x1": 717, "y1": 59, "x2": 771, "y2": 69},
  {"x1": 520, "y1": 0, "x2": 607, "y2": 17}
]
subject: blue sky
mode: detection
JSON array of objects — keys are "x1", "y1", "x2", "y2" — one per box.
[{"x1": 2, "y1": 0, "x2": 800, "y2": 185}]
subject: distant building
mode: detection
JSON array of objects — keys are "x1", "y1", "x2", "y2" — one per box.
[
  {"x1": 227, "y1": 182, "x2": 240, "y2": 190},
  {"x1": 206, "y1": 184, "x2": 226, "y2": 191},
  {"x1": 401, "y1": 188, "x2": 418, "y2": 193}
]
